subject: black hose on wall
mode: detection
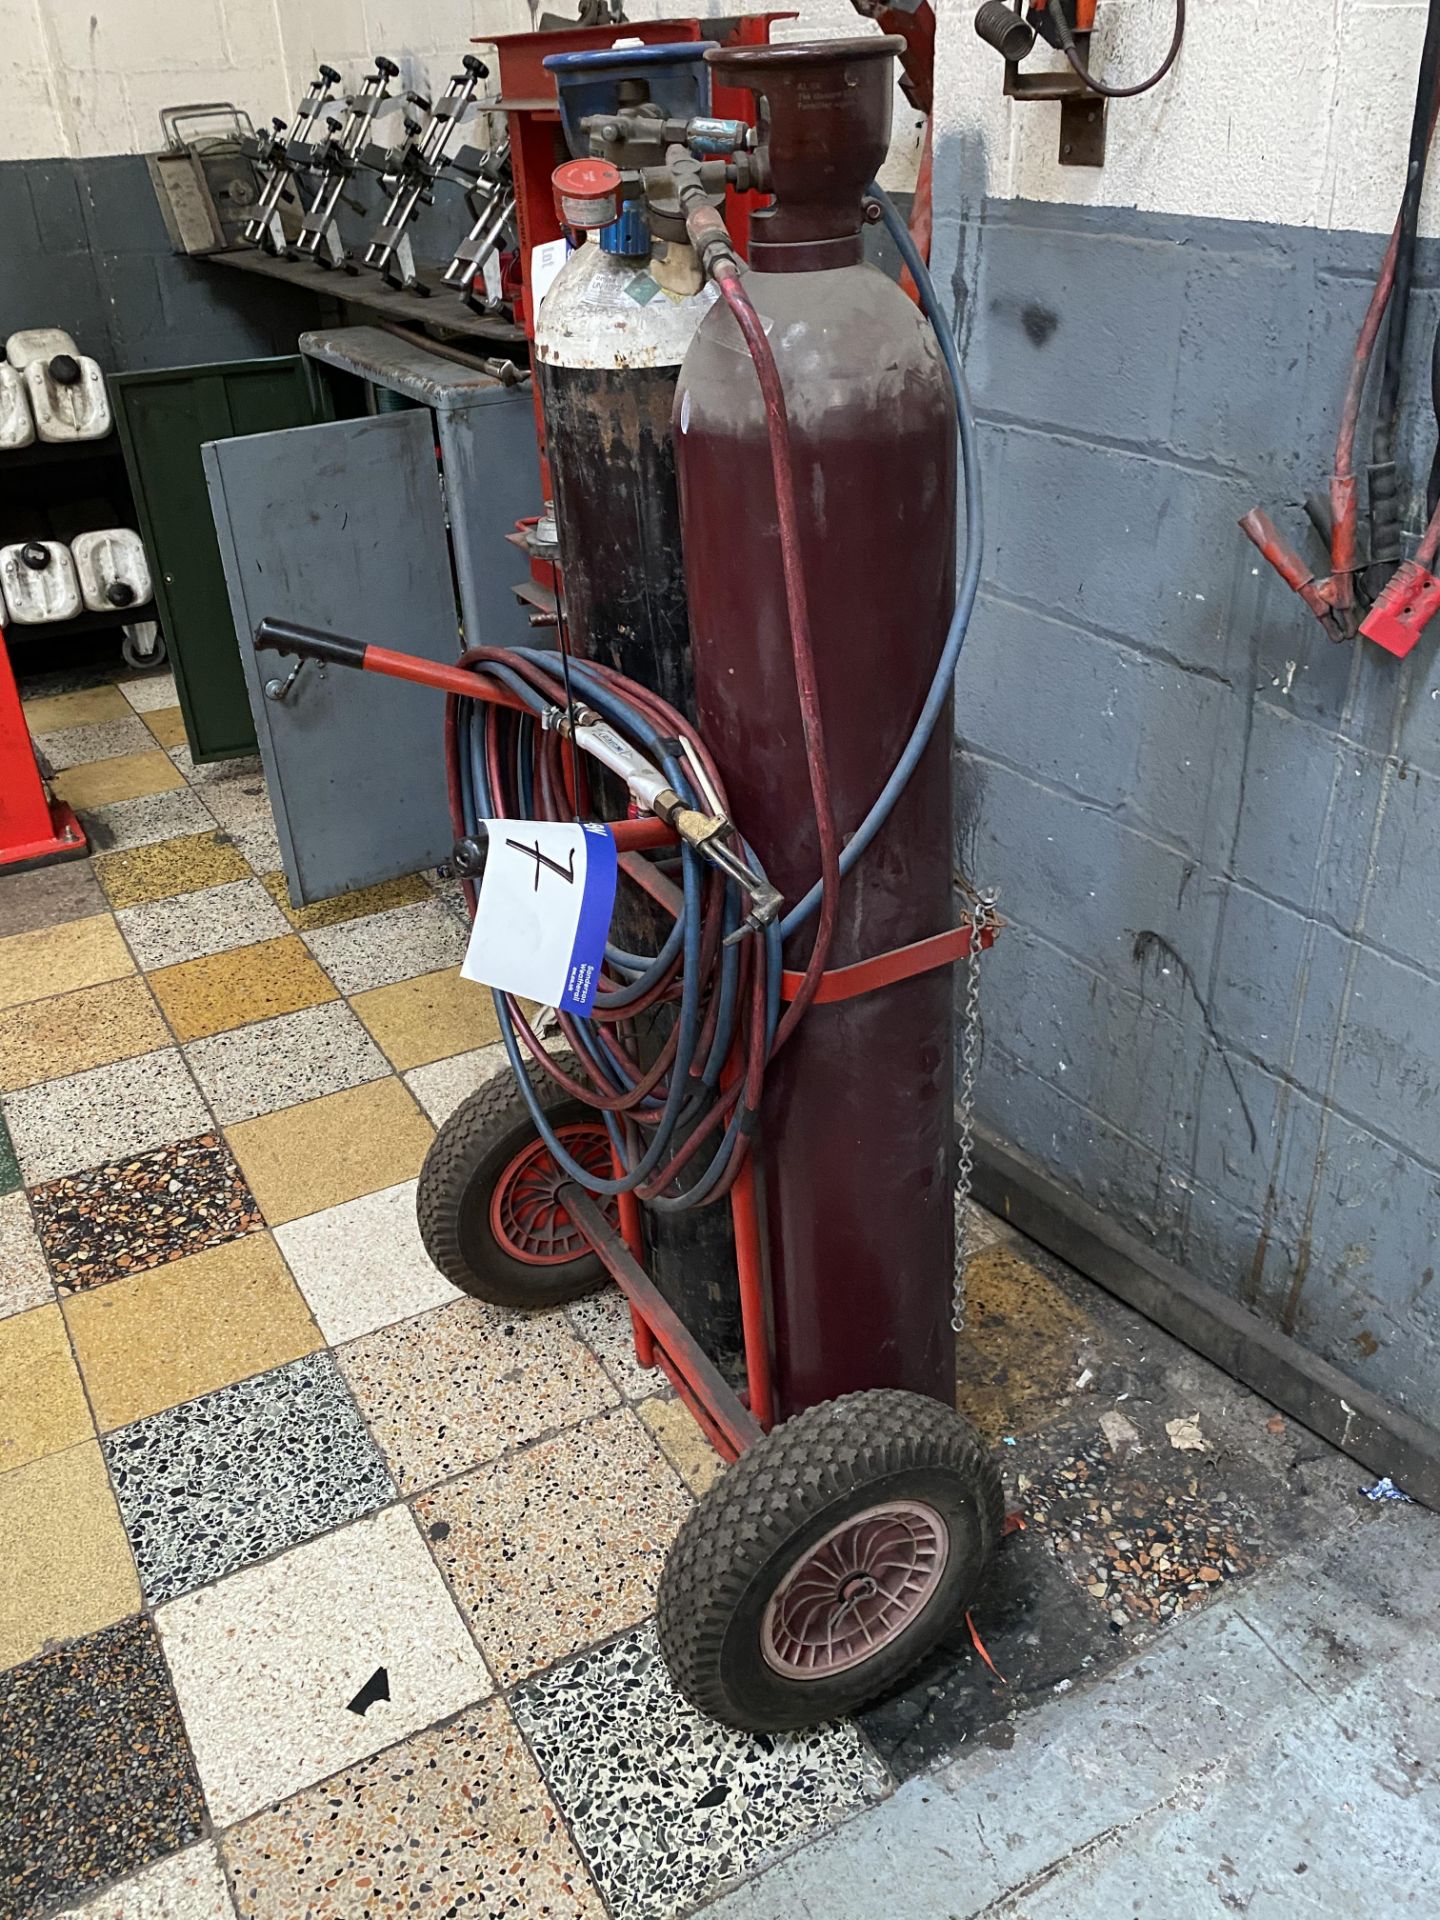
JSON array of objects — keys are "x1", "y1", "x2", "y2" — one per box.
[{"x1": 1372, "y1": 0, "x2": 1440, "y2": 574}]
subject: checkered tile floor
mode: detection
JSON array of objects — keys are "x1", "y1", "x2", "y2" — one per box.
[{"x1": 1, "y1": 669, "x2": 885, "y2": 1920}]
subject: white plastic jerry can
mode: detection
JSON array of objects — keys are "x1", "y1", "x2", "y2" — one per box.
[
  {"x1": 25, "y1": 351, "x2": 112, "y2": 443},
  {"x1": 5, "y1": 328, "x2": 78, "y2": 371},
  {"x1": 0, "y1": 364, "x2": 35, "y2": 450},
  {"x1": 0, "y1": 540, "x2": 83, "y2": 624},
  {"x1": 72, "y1": 528, "x2": 152, "y2": 614}
]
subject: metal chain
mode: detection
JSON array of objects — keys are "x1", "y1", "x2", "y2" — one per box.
[{"x1": 953, "y1": 887, "x2": 998, "y2": 1332}]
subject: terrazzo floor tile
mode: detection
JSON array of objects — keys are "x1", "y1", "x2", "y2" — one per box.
[
  {"x1": 118, "y1": 670, "x2": 179, "y2": 713},
  {"x1": 638, "y1": 1394, "x2": 726, "y2": 1496},
  {"x1": 194, "y1": 776, "x2": 273, "y2": 847},
  {"x1": 143, "y1": 705, "x2": 190, "y2": 750},
  {"x1": 0, "y1": 1190, "x2": 51, "y2": 1318},
  {"x1": 29, "y1": 1133, "x2": 262, "y2": 1292},
  {"x1": 415, "y1": 1406, "x2": 690, "y2": 1683},
  {"x1": 275, "y1": 1178, "x2": 454, "y2": 1344},
  {"x1": 63, "y1": 1232, "x2": 322, "y2": 1430},
  {"x1": 340, "y1": 1295, "x2": 619, "y2": 1493},
  {"x1": 33, "y1": 713, "x2": 158, "y2": 771},
  {"x1": 116, "y1": 877, "x2": 290, "y2": 972},
  {"x1": 352, "y1": 965, "x2": 504, "y2": 1070},
  {"x1": 105, "y1": 1350, "x2": 396, "y2": 1604},
  {"x1": 0, "y1": 975, "x2": 168, "y2": 1092},
  {"x1": 76, "y1": 788, "x2": 215, "y2": 854},
  {"x1": 0, "y1": 1110, "x2": 20, "y2": 1193},
  {"x1": 23, "y1": 683, "x2": 134, "y2": 731},
  {"x1": 510, "y1": 1622, "x2": 887, "y2": 1920},
  {"x1": 225, "y1": 1076, "x2": 433, "y2": 1225},
  {"x1": 184, "y1": 1000, "x2": 389, "y2": 1126},
  {"x1": 567, "y1": 1286, "x2": 669, "y2": 1402},
  {"x1": 156, "y1": 1504, "x2": 491, "y2": 1827},
  {"x1": 0, "y1": 1614, "x2": 204, "y2": 1919},
  {"x1": 1, "y1": 1048, "x2": 210, "y2": 1184},
  {"x1": 54, "y1": 1843, "x2": 235, "y2": 1920},
  {"x1": 52, "y1": 750, "x2": 185, "y2": 811},
  {"x1": 404, "y1": 1041, "x2": 508, "y2": 1124},
  {"x1": 0, "y1": 858, "x2": 106, "y2": 938},
  {"x1": 259, "y1": 866, "x2": 432, "y2": 930},
  {"x1": 224, "y1": 1697, "x2": 602, "y2": 1920},
  {"x1": 301, "y1": 898, "x2": 470, "y2": 995},
  {"x1": 169, "y1": 747, "x2": 263, "y2": 786},
  {"x1": 0, "y1": 1445, "x2": 141, "y2": 1668},
  {"x1": 0, "y1": 1301, "x2": 93, "y2": 1470},
  {"x1": 0, "y1": 912, "x2": 134, "y2": 1011},
  {"x1": 95, "y1": 831, "x2": 252, "y2": 910},
  {"x1": 147, "y1": 935, "x2": 338, "y2": 1044}
]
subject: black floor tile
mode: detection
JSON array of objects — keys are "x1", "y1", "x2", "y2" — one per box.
[{"x1": 0, "y1": 1615, "x2": 205, "y2": 1918}]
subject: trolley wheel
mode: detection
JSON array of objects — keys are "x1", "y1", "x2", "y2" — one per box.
[
  {"x1": 657, "y1": 1389, "x2": 1003, "y2": 1731},
  {"x1": 416, "y1": 1052, "x2": 616, "y2": 1310},
  {"x1": 120, "y1": 626, "x2": 166, "y2": 671}
]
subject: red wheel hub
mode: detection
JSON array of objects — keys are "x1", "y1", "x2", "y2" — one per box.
[
  {"x1": 490, "y1": 1124, "x2": 617, "y2": 1266},
  {"x1": 760, "y1": 1502, "x2": 950, "y2": 1678}
]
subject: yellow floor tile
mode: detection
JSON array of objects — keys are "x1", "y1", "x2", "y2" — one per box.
[
  {"x1": 148, "y1": 935, "x2": 337, "y2": 1042},
  {"x1": 22, "y1": 684, "x2": 132, "y2": 732},
  {"x1": 0, "y1": 912, "x2": 134, "y2": 1013},
  {"x1": 0, "y1": 974, "x2": 169, "y2": 1092},
  {"x1": 52, "y1": 750, "x2": 185, "y2": 810},
  {"x1": 351, "y1": 966, "x2": 504, "y2": 1071},
  {"x1": 0, "y1": 1304, "x2": 94, "y2": 1473},
  {"x1": 226, "y1": 1077, "x2": 434, "y2": 1226},
  {"x1": 0, "y1": 1444, "x2": 140, "y2": 1666},
  {"x1": 95, "y1": 830, "x2": 251, "y2": 910},
  {"x1": 63, "y1": 1233, "x2": 322, "y2": 1429},
  {"x1": 143, "y1": 705, "x2": 190, "y2": 749},
  {"x1": 259, "y1": 868, "x2": 432, "y2": 930},
  {"x1": 638, "y1": 1394, "x2": 725, "y2": 1495}
]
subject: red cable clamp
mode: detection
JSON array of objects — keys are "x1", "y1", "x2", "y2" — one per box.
[{"x1": 1359, "y1": 559, "x2": 1440, "y2": 658}]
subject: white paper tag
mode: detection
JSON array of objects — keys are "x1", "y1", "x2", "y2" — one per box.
[
  {"x1": 480, "y1": 246, "x2": 504, "y2": 305},
  {"x1": 462, "y1": 820, "x2": 617, "y2": 1017},
  {"x1": 530, "y1": 238, "x2": 572, "y2": 312}
]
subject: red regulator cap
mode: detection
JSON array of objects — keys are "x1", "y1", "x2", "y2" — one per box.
[{"x1": 552, "y1": 158, "x2": 622, "y2": 231}]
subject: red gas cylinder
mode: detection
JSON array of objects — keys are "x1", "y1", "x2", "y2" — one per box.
[{"x1": 674, "y1": 38, "x2": 959, "y2": 1422}]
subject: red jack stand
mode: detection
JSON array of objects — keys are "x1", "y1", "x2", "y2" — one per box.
[{"x1": 0, "y1": 626, "x2": 88, "y2": 873}]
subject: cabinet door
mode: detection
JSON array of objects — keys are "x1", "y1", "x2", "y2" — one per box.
[
  {"x1": 204, "y1": 408, "x2": 459, "y2": 904},
  {"x1": 111, "y1": 357, "x2": 331, "y2": 761}
]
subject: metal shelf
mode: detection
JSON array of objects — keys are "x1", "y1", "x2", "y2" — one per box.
[{"x1": 209, "y1": 246, "x2": 527, "y2": 346}]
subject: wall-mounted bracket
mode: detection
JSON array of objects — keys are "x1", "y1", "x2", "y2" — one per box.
[{"x1": 1002, "y1": 44, "x2": 1108, "y2": 167}]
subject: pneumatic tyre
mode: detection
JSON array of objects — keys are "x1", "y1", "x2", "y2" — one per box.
[
  {"x1": 656, "y1": 1389, "x2": 1003, "y2": 1731},
  {"x1": 416, "y1": 1052, "x2": 617, "y2": 1310}
]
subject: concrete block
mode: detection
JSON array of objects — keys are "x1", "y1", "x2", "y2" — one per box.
[
  {"x1": 1230, "y1": 700, "x2": 1376, "y2": 918},
  {"x1": 1361, "y1": 760, "x2": 1440, "y2": 974},
  {"x1": 1328, "y1": 941, "x2": 1440, "y2": 1170},
  {"x1": 7, "y1": 69, "x2": 69, "y2": 164},
  {"x1": 966, "y1": 752, "x2": 1220, "y2": 980},
  {"x1": 78, "y1": 155, "x2": 173, "y2": 257},
  {"x1": 1170, "y1": 230, "x2": 1317, "y2": 475},
  {"x1": 967, "y1": 215, "x2": 1185, "y2": 445},
  {"x1": 957, "y1": 593, "x2": 1232, "y2": 855},
  {"x1": 984, "y1": 424, "x2": 1250, "y2": 667},
  {"x1": 1208, "y1": 881, "x2": 1350, "y2": 1086},
  {"x1": 47, "y1": 0, "x2": 229, "y2": 73}
]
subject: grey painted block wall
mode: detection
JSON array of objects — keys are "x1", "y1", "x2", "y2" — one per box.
[
  {"x1": 934, "y1": 147, "x2": 1440, "y2": 1425},
  {"x1": 0, "y1": 154, "x2": 323, "y2": 371}
]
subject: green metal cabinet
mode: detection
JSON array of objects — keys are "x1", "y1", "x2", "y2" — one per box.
[{"x1": 111, "y1": 358, "x2": 332, "y2": 761}]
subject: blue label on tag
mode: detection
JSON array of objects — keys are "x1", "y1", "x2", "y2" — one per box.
[{"x1": 559, "y1": 824, "x2": 618, "y2": 1016}]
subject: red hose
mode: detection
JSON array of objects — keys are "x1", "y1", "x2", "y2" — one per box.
[{"x1": 712, "y1": 262, "x2": 842, "y2": 1045}]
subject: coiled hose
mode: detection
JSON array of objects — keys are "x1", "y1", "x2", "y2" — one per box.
[{"x1": 447, "y1": 185, "x2": 982, "y2": 1209}]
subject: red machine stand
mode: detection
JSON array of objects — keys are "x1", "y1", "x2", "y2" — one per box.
[{"x1": 0, "y1": 627, "x2": 88, "y2": 872}]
